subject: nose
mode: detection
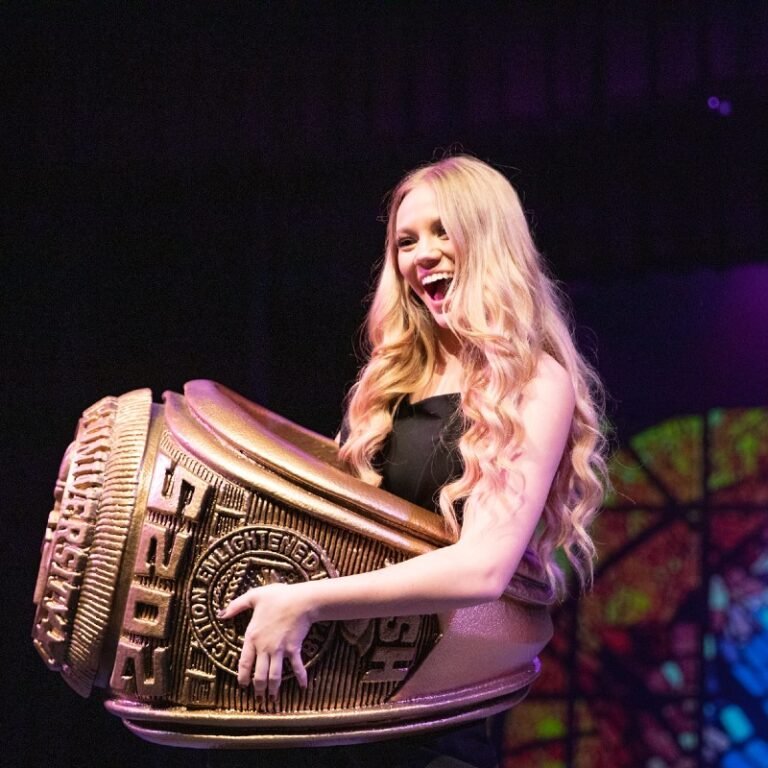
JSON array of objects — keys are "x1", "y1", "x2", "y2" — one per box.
[{"x1": 414, "y1": 236, "x2": 443, "y2": 266}]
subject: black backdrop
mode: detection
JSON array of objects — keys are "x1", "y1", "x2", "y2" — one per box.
[{"x1": 3, "y1": 4, "x2": 767, "y2": 767}]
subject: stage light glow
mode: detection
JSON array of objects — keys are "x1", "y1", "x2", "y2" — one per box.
[
  {"x1": 707, "y1": 96, "x2": 733, "y2": 116},
  {"x1": 720, "y1": 704, "x2": 753, "y2": 742}
]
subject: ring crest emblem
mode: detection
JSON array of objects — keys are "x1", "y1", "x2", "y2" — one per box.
[{"x1": 189, "y1": 525, "x2": 338, "y2": 675}]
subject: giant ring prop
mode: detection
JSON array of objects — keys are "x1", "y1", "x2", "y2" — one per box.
[{"x1": 32, "y1": 381, "x2": 554, "y2": 748}]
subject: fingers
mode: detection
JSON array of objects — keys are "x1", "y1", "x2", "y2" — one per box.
[
  {"x1": 219, "y1": 584, "x2": 309, "y2": 697},
  {"x1": 289, "y1": 647, "x2": 308, "y2": 689},
  {"x1": 218, "y1": 592, "x2": 253, "y2": 619},
  {"x1": 251, "y1": 650, "x2": 286, "y2": 699},
  {"x1": 238, "y1": 644, "x2": 307, "y2": 694},
  {"x1": 237, "y1": 635, "x2": 257, "y2": 687},
  {"x1": 266, "y1": 649, "x2": 284, "y2": 698},
  {"x1": 252, "y1": 651, "x2": 270, "y2": 697}
]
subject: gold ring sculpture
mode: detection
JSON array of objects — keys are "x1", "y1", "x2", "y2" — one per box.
[{"x1": 32, "y1": 380, "x2": 554, "y2": 748}]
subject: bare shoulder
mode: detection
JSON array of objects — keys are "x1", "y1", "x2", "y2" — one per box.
[
  {"x1": 510, "y1": 353, "x2": 575, "y2": 469},
  {"x1": 524, "y1": 353, "x2": 575, "y2": 413}
]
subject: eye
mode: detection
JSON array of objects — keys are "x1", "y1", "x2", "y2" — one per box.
[
  {"x1": 396, "y1": 235, "x2": 415, "y2": 249},
  {"x1": 435, "y1": 222, "x2": 448, "y2": 239}
]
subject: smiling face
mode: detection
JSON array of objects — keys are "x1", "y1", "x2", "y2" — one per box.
[{"x1": 395, "y1": 182, "x2": 457, "y2": 336}]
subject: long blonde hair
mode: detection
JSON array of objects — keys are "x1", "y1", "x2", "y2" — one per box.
[{"x1": 339, "y1": 155, "x2": 607, "y2": 596}]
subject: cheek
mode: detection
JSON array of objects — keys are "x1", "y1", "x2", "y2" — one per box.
[
  {"x1": 396, "y1": 251, "x2": 407, "y2": 277},
  {"x1": 396, "y1": 253, "x2": 414, "y2": 288},
  {"x1": 392, "y1": 256, "x2": 411, "y2": 302}
]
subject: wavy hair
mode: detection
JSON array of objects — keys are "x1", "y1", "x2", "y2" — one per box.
[{"x1": 339, "y1": 155, "x2": 607, "y2": 596}]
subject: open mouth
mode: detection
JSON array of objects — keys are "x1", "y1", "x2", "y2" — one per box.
[{"x1": 422, "y1": 272, "x2": 453, "y2": 303}]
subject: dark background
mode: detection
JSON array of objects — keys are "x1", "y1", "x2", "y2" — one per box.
[{"x1": 3, "y1": 3, "x2": 767, "y2": 766}]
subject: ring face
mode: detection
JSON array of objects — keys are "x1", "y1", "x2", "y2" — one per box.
[
  {"x1": 189, "y1": 525, "x2": 337, "y2": 675},
  {"x1": 106, "y1": 426, "x2": 440, "y2": 711},
  {"x1": 32, "y1": 382, "x2": 552, "y2": 747}
]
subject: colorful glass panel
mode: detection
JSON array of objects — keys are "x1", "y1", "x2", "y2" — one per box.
[{"x1": 502, "y1": 408, "x2": 768, "y2": 768}]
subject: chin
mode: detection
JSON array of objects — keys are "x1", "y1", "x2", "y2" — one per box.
[{"x1": 424, "y1": 301, "x2": 449, "y2": 328}]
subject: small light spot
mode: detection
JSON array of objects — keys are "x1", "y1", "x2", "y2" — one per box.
[
  {"x1": 679, "y1": 731, "x2": 698, "y2": 750},
  {"x1": 707, "y1": 96, "x2": 721, "y2": 109},
  {"x1": 709, "y1": 575, "x2": 729, "y2": 610},
  {"x1": 720, "y1": 704, "x2": 753, "y2": 742},
  {"x1": 661, "y1": 660, "x2": 684, "y2": 689},
  {"x1": 537, "y1": 715, "x2": 565, "y2": 739}
]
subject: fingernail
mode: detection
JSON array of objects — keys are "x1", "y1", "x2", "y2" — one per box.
[{"x1": 216, "y1": 609, "x2": 226, "y2": 619}]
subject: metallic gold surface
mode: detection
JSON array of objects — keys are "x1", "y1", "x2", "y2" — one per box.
[
  {"x1": 32, "y1": 382, "x2": 554, "y2": 747},
  {"x1": 32, "y1": 389, "x2": 153, "y2": 696}
]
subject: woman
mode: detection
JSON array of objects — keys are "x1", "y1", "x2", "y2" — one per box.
[{"x1": 219, "y1": 155, "x2": 607, "y2": 767}]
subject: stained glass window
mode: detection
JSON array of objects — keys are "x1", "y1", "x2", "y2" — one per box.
[{"x1": 502, "y1": 408, "x2": 768, "y2": 768}]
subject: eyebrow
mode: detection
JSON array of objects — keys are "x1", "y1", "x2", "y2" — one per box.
[{"x1": 394, "y1": 218, "x2": 444, "y2": 236}]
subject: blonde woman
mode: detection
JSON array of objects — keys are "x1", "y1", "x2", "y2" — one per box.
[{"x1": 219, "y1": 155, "x2": 607, "y2": 767}]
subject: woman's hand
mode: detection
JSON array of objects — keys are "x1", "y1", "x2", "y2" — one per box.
[{"x1": 218, "y1": 583, "x2": 311, "y2": 696}]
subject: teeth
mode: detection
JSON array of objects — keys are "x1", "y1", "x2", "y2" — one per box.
[{"x1": 422, "y1": 272, "x2": 453, "y2": 286}]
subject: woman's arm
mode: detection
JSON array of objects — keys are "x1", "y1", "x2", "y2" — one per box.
[{"x1": 219, "y1": 355, "x2": 575, "y2": 696}]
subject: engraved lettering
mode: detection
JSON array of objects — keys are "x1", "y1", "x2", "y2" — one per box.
[
  {"x1": 362, "y1": 646, "x2": 418, "y2": 682},
  {"x1": 110, "y1": 639, "x2": 169, "y2": 697},
  {"x1": 293, "y1": 541, "x2": 307, "y2": 561},
  {"x1": 135, "y1": 522, "x2": 192, "y2": 579},
  {"x1": 147, "y1": 454, "x2": 211, "y2": 521},
  {"x1": 222, "y1": 648, "x2": 240, "y2": 669},
  {"x1": 124, "y1": 583, "x2": 173, "y2": 639},
  {"x1": 360, "y1": 615, "x2": 423, "y2": 683},
  {"x1": 378, "y1": 615, "x2": 420, "y2": 644},
  {"x1": 43, "y1": 598, "x2": 69, "y2": 630},
  {"x1": 188, "y1": 525, "x2": 337, "y2": 674},
  {"x1": 56, "y1": 516, "x2": 92, "y2": 547},
  {"x1": 33, "y1": 634, "x2": 66, "y2": 669},
  {"x1": 52, "y1": 542, "x2": 87, "y2": 573},
  {"x1": 32, "y1": 429, "x2": 103, "y2": 669},
  {"x1": 46, "y1": 557, "x2": 82, "y2": 589},
  {"x1": 34, "y1": 598, "x2": 70, "y2": 667}
]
